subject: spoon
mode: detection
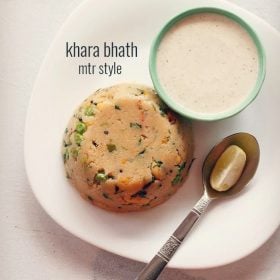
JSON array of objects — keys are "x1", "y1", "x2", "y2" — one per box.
[{"x1": 136, "y1": 132, "x2": 260, "y2": 280}]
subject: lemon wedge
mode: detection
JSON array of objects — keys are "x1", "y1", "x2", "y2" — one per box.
[{"x1": 210, "y1": 145, "x2": 247, "y2": 192}]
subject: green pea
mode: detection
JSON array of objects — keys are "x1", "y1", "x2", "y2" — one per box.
[
  {"x1": 76, "y1": 122, "x2": 87, "y2": 134},
  {"x1": 74, "y1": 133, "x2": 83, "y2": 146},
  {"x1": 84, "y1": 106, "x2": 94, "y2": 116},
  {"x1": 95, "y1": 172, "x2": 108, "y2": 183}
]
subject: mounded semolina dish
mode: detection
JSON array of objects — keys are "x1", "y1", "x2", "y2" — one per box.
[{"x1": 62, "y1": 84, "x2": 193, "y2": 212}]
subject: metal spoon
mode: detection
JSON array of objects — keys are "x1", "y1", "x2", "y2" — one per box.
[{"x1": 136, "y1": 132, "x2": 260, "y2": 280}]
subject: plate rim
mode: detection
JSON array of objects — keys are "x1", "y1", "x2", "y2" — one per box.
[{"x1": 24, "y1": 0, "x2": 280, "y2": 269}]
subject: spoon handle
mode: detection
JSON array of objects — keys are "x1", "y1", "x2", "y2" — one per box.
[{"x1": 136, "y1": 193, "x2": 211, "y2": 280}]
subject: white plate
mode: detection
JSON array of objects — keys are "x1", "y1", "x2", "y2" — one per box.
[{"x1": 24, "y1": 0, "x2": 280, "y2": 269}]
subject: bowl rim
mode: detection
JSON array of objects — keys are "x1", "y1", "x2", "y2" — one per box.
[{"x1": 149, "y1": 7, "x2": 266, "y2": 121}]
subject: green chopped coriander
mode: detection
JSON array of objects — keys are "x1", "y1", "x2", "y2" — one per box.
[
  {"x1": 153, "y1": 160, "x2": 163, "y2": 167},
  {"x1": 70, "y1": 147, "x2": 79, "y2": 160},
  {"x1": 171, "y1": 174, "x2": 182, "y2": 185},
  {"x1": 76, "y1": 122, "x2": 87, "y2": 134},
  {"x1": 130, "y1": 122, "x2": 142, "y2": 129},
  {"x1": 138, "y1": 149, "x2": 146, "y2": 155},
  {"x1": 171, "y1": 161, "x2": 187, "y2": 185},
  {"x1": 63, "y1": 141, "x2": 71, "y2": 147},
  {"x1": 84, "y1": 106, "x2": 94, "y2": 116},
  {"x1": 137, "y1": 89, "x2": 144, "y2": 95},
  {"x1": 142, "y1": 203, "x2": 151, "y2": 207},
  {"x1": 159, "y1": 105, "x2": 167, "y2": 116},
  {"x1": 178, "y1": 161, "x2": 186, "y2": 172},
  {"x1": 63, "y1": 149, "x2": 69, "y2": 163},
  {"x1": 107, "y1": 143, "x2": 116, "y2": 152},
  {"x1": 92, "y1": 140, "x2": 98, "y2": 147},
  {"x1": 74, "y1": 132, "x2": 83, "y2": 146},
  {"x1": 102, "y1": 193, "x2": 110, "y2": 199},
  {"x1": 138, "y1": 135, "x2": 146, "y2": 145},
  {"x1": 143, "y1": 176, "x2": 155, "y2": 190},
  {"x1": 131, "y1": 189, "x2": 147, "y2": 198}
]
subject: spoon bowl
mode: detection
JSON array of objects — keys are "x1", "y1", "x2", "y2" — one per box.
[
  {"x1": 203, "y1": 132, "x2": 260, "y2": 199},
  {"x1": 136, "y1": 132, "x2": 260, "y2": 280}
]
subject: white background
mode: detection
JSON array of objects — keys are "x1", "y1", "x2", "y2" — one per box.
[{"x1": 1, "y1": 0, "x2": 279, "y2": 279}]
